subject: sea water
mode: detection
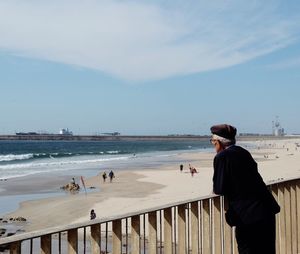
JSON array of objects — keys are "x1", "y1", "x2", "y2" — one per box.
[{"x1": 0, "y1": 140, "x2": 210, "y2": 180}]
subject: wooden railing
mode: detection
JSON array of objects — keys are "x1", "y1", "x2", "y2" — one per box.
[{"x1": 0, "y1": 177, "x2": 299, "y2": 254}]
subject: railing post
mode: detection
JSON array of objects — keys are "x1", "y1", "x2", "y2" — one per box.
[
  {"x1": 178, "y1": 205, "x2": 186, "y2": 254},
  {"x1": 41, "y1": 234, "x2": 52, "y2": 254},
  {"x1": 10, "y1": 241, "x2": 21, "y2": 254},
  {"x1": 164, "y1": 208, "x2": 172, "y2": 254},
  {"x1": 191, "y1": 202, "x2": 199, "y2": 254},
  {"x1": 68, "y1": 229, "x2": 78, "y2": 254},
  {"x1": 202, "y1": 199, "x2": 211, "y2": 254},
  {"x1": 149, "y1": 211, "x2": 157, "y2": 254},
  {"x1": 132, "y1": 215, "x2": 140, "y2": 254},
  {"x1": 113, "y1": 219, "x2": 122, "y2": 254},
  {"x1": 90, "y1": 224, "x2": 101, "y2": 254},
  {"x1": 213, "y1": 197, "x2": 222, "y2": 254}
]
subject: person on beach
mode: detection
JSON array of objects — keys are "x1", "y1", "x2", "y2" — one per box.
[
  {"x1": 109, "y1": 170, "x2": 115, "y2": 183},
  {"x1": 210, "y1": 124, "x2": 280, "y2": 254},
  {"x1": 189, "y1": 164, "x2": 197, "y2": 176},
  {"x1": 102, "y1": 171, "x2": 107, "y2": 183},
  {"x1": 180, "y1": 164, "x2": 183, "y2": 172},
  {"x1": 90, "y1": 209, "x2": 96, "y2": 220}
]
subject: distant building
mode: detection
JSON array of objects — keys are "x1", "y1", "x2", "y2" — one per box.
[
  {"x1": 59, "y1": 128, "x2": 73, "y2": 135},
  {"x1": 102, "y1": 132, "x2": 120, "y2": 136},
  {"x1": 272, "y1": 117, "x2": 285, "y2": 136}
]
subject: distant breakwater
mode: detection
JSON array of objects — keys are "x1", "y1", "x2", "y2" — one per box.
[
  {"x1": 0, "y1": 135, "x2": 210, "y2": 141},
  {"x1": 0, "y1": 134, "x2": 288, "y2": 142}
]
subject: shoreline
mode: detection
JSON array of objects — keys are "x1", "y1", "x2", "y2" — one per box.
[{"x1": 0, "y1": 137, "x2": 300, "y2": 235}]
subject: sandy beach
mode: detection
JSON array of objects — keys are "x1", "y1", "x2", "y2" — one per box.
[{"x1": 1, "y1": 138, "x2": 300, "y2": 234}]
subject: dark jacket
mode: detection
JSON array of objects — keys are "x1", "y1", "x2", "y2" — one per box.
[{"x1": 213, "y1": 145, "x2": 280, "y2": 227}]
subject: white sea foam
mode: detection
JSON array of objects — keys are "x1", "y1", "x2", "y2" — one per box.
[
  {"x1": 107, "y1": 151, "x2": 120, "y2": 154},
  {"x1": 0, "y1": 155, "x2": 131, "y2": 179},
  {"x1": 0, "y1": 156, "x2": 130, "y2": 170},
  {"x1": 0, "y1": 154, "x2": 34, "y2": 162}
]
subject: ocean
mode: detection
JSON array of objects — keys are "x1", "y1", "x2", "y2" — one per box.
[{"x1": 0, "y1": 140, "x2": 210, "y2": 180}]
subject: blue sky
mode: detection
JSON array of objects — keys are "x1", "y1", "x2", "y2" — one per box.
[{"x1": 0, "y1": 0, "x2": 300, "y2": 135}]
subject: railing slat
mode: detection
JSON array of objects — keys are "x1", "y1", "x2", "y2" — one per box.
[
  {"x1": 131, "y1": 215, "x2": 140, "y2": 254},
  {"x1": 278, "y1": 184, "x2": 286, "y2": 254},
  {"x1": 291, "y1": 181, "x2": 297, "y2": 254},
  {"x1": 41, "y1": 234, "x2": 51, "y2": 254},
  {"x1": 149, "y1": 211, "x2": 157, "y2": 254},
  {"x1": 222, "y1": 197, "x2": 232, "y2": 254},
  {"x1": 112, "y1": 219, "x2": 122, "y2": 254},
  {"x1": 213, "y1": 197, "x2": 222, "y2": 254},
  {"x1": 202, "y1": 199, "x2": 211, "y2": 254},
  {"x1": 68, "y1": 229, "x2": 78, "y2": 254},
  {"x1": 223, "y1": 223, "x2": 232, "y2": 254},
  {"x1": 284, "y1": 183, "x2": 292, "y2": 253},
  {"x1": 271, "y1": 184, "x2": 280, "y2": 254},
  {"x1": 164, "y1": 208, "x2": 172, "y2": 254},
  {"x1": 297, "y1": 180, "x2": 300, "y2": 254},
  {"x1": 191, "y1": 202, "x2": 199, "y2": 254},
  {"x1": 178, "y1": 205, "x2": 186, "y2": 254},
  {"x1": 10, "y1": 241, "x2": 21, "y2": 254},
  {"x1": 90, "y1": 224, "x2": 101, "y2": 254},
  {"x1": 232, "y1": 228, "x2": 238, "y2": 254}
]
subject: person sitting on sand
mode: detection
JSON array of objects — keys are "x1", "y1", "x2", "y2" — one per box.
[
  {"x1": 90, "y1": 209, "x2": 96, "y2": 220},
  {"x1": 189, "y1": 164, "x2": 197, "y2": 176},
  {"x1": 191, "y1": 167, "x2": 197, "y2": 177}
]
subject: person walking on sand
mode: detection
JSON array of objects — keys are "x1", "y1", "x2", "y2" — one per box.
[
  {"x1": 109, "y1": 170, "x2": 115, "y2": 183},
  {"x1": 180, "y1": 164, "x2": 183, "y2": 172},
  {"x1": 210, "y1": 124, "x2": 280, "y2": 254},
  {"x1": 102, "y1": 171, "x2": 107, "y2": 183}
]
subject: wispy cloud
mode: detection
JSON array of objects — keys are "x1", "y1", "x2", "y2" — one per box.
[{"x1": 0, "y1": 0, "x2": 299, "y2": 81}]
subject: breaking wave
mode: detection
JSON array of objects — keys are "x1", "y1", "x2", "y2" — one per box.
[
  {"x1": 0, "y1": 154, "x2": 34, "y2": 162},
  {"x1": 0, "y1": 151, "x2": 122, "y2": 163},
  {"x1": 0, "y1": 155, "x2": 130, "y2": 171}
]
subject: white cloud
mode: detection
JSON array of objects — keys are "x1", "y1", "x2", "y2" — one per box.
[{"x1": 0, "y1": 0, "x2": 299, "y2": 81}]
